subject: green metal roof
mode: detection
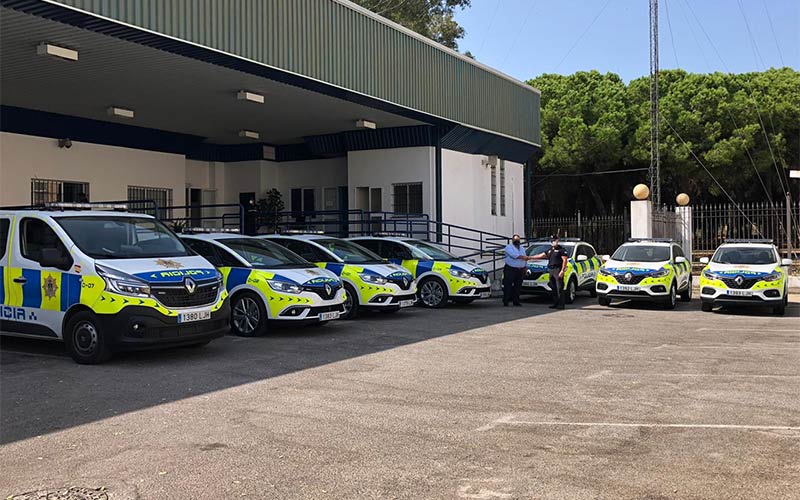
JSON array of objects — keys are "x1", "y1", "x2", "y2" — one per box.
[{"x1": 47, "y1": 0, "x2": 540, "y2": 146}]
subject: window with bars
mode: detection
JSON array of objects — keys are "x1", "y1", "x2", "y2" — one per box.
[
  {"x1": 31, "y1": 179, "x2": 90, "y2": 205},
  {"x1": 127, "y1": 185, "x2": 173, "y2": 217},
  {"x1": 392, "y1": 183, "x2": 423, "y2": 214},
  {"x1": 499, "y1": 160, "x2": 506, "y2": 217},
  {"x1": 490, "y1": 164, "x2": 497, "y2": 216}
]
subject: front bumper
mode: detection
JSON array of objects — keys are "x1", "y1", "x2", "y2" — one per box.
[
  {"x1": 699, "y1": 281, "x2": 785, "y2": 307},
  {"x1": 364, "y1": 292, "x2": 418, "y2": 310},
  {"x1": 453, "y1": 284, "x2": 492, "y2": 299},
  {"x1": 521, "y1": 275, "x2": 552, "y2": 294},
  {"x1": 276, "y1": 302, "x2": 346, "y2": 321},
  {"x1": 596, "y1": 275, "x2": 672, "y2": 302},
  {"x1": 98, "y1": 302, "x2": 230, "y2": 351}
]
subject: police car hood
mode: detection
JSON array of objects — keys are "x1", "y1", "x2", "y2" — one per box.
[
  {"x1": 259, "y1": 266, "x2": 341, "y2": 286},
  {"x1": 96, "y1": 256, "x2": 218, "y2": 284},
  {"x1": 527, "y1": 259, "x2": 551, "y2": 271},
  {"x1": 439, "y1": 260, "x2": 488, "y2": 275},
  {"x1": 706, "y1": 262, "x2": 778, "y2": 277},
  {"x1": 359, "y1": 262, "x2": 413, "y2": 279},
  {"x1": 604, "y1": 259, "x2": 668, "y2": 273}
]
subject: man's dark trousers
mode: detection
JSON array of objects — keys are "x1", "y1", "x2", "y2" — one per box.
[
  {"x1": 548, "y1": 268, "x2": 565, "y2": 308},
  {"x1": 503, "y1": 265, "x2": 524, "y2": 305}
]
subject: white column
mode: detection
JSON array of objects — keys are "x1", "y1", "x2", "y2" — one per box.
[
  {"x1": 675, "y1": 206, "x2": 693, "y2": 262},
  {"x1": 630, "y1": 200, "x2": 653, "y2": 239}
]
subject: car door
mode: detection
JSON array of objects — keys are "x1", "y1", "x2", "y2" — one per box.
[
  {"x1": 576, "y1": 244, "x2": 599, "y2": 287},
  {"x1": 672, "y1": 244, "x2": 690, "y2": 290}
]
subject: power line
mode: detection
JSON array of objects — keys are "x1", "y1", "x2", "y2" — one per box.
[
  {"x1": 675, "y1": 0, "x2": 710, "y2": 69},
  {"x1": 475, "y1": 0, "x2": 503, "y2": 58},
  {"x1": 662, "y1": 0, "x2": 680, "y2": 68},
  {"x1": 499, "y1": 0, "x2": 540, "y2": 68},
  {"x1": 761, "y1": 0, "x2": 785, "y2": 66},
  {"x1": 534, "y1": 167, "x2": 649, "y2": 179},
  {"x1": 553, "y1": 0, "x2": 612, "y2": 72},
  {"x1": 736, "y1": 0, "x2": 766, "y2": 70}
]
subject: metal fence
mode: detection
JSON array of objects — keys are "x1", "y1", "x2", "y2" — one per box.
[
  {"x1": 530, "y1": 212, "x2": 629, "y2": 255},
  {"x1": 692, "y1": 201, "x2": 800, "y2": 255},
  {"x1": 652, "y1": 206, "x2": 685, "y2": 246}
]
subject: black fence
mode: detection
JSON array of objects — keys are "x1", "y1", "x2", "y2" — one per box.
[
  {"x1": 530, "y1": 212, "x2": 629, "y2": 255},
  {"x1": 692, "y1": 201, "x2": 800, "y2": 255}
]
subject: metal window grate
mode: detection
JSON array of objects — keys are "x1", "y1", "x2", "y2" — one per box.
[
  {"x1": 128, "y1": 185, "x2": 172, "y2": 217},
  {"x1": 392, "y1": 183, "x2": 422, "y2": 214},
  {"x1": 490, "y1": 164, "x2": 497, "y2": 216},
  {"x1": 499, "y1": 160, "x2": 506, "y2": 217},
  {"x1": 31, "y1": 179, "x2": 90, "y2": 205}
]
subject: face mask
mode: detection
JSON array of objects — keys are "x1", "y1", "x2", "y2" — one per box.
[{"x1": 512, "y1": 240, "x2": 520, "y2": 247}]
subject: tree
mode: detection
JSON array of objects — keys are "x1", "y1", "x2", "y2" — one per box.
[{"x1": 352, "y1": 0, "x2": 471, "y2": 50}]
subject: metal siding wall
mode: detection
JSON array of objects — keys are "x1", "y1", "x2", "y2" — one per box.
[{"x1": 45, "y1": 0, "x2": 539, "y2": 143}]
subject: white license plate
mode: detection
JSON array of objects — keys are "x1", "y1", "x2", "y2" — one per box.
[
  {"x1": 727, "y1": 289, "x2": 753, "y2": 297},
  {"x1": 178, "y1": 310, "x2": 211, "y2": 323},
  {"x1": 617, "y1": 285, "x2": 640, "y2": 292},
  {"x1": 399, "y1": 299, "x2": 415, "y2": 308},
  {"x1": 480, "y1": 292, "x2": 491, "y2": 299},
  {"x1": 319, "y1": 311, "x2": 340, "y2": 321},
  {"x1": 522, "y1": 280, "x2": 538, "y2": 287}
]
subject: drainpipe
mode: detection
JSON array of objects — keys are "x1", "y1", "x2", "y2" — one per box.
[{"x1": 434, "y1": 127, "x2": 443, "y2": 242}]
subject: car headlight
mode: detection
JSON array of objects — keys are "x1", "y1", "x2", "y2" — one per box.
[
  {"x1": 96, "y1": 264, "x2": 151, "y2": 298},
  {"x1": 449, "y1": 269, "x2": 472, "y2": 279},
  {"x1": 359, "y1": 273, "x2": 388, "y2": 285},
  {"x1": 650, "y1": 268, "x2": 670, "y2": 278},
  {"x1": 763, "y1": 272, "x2": 781, "y2": 282},
  {"x1": 599, "y1": 268, "x2": 613, "y2": 276},
  {"x1": 268, "y1": 280, "x2": 302, "y2": 294},
  {"x1": 702, "y1": 269, "x2": 721, "y2": 280}
]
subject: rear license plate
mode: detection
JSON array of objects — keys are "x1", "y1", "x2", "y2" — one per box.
[
  {"x1": 319, "y1": 311, "x2": 339, "y2": 321},
  {"x1": 480, "y1": 292, "x2": 491, "y2": 299},
  {"x1": 617, "y1": 285, "x2": 640, "y2": 292},
  {"x1": 522, "y1": 280, "x2": 537, "y2": 287},
  {"x1": 178, "y1": 310, "x2": 211, "y2": 323},
  {"x1": 727, "y1": 289, "x2": 753, "y2": 297},
  {"x1": 399, "y1": 299, "x2": 415, "y2": 308}
]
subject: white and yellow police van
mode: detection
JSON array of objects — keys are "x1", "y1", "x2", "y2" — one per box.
[
  {"x1": 348, "y1": 236, "x2": 491, "y2": 308},
  {"x1": 596, "y1": 239, "x2": 692, "y2": 309},
  {"x1": 699, "y1": 239, "x2": 791, "y2": 315},
  {"x1": 181, "y1": 233, "x2": 346, "y2": 334},
  {"x1": 260, "y1": 234, "x2": 416, "y2": 319},
  {"x1": 0, "y1": 206, "x2": 229, "y2": 364},
  {"x1": 521, "y1": 238, "x2": 602, "y2": 303}
]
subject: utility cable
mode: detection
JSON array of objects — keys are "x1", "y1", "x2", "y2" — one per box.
[{"x1": 553, "y1": 0, "x2": 612, "y2": 72}]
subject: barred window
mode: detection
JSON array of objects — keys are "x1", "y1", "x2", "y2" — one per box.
[
  {"x1": 31, "y1": 179, "x2": 90, "y2": 205},
  {"x1": 490, "y1": 164, "x2": 497, "y2": 216},
  {"x1": 393, "y1": 183, "x2": 423, "y2": 214},
  {"x1": 128, "y1": 185, "x2": 173, "y2": 217},
  {"x1": 499, "y1": 160, "x2": 506, "y2": 217}
]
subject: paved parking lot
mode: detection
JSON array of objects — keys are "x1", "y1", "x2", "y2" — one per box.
[{"x1": 1, "y1": 295, "x2": 799, "y2": 500}]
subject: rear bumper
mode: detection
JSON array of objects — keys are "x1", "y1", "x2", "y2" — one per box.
[{"x1": 99, "y1": 302, "x2": 230, "y2": 351}]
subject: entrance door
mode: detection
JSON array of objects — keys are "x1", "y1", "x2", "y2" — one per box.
[
  {"x1": 239, "y1": 192, "x2": 256, "y2": 235},
  {"x1": 186, "y1": 188, "x2": 202, "y2": 228}
]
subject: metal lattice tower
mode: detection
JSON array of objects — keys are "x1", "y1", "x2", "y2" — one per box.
[{"x1": 649, "y1": 0, "x2": 661, "y2": 206}]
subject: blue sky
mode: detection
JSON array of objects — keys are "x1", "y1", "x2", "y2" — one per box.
[{"x1": 454, "y1": 0, "x2": 799, "y2": 82}]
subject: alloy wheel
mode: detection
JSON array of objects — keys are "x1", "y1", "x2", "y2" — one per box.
[{"x1": 233, "y1": 296, "x2": 261, "y2": 335}]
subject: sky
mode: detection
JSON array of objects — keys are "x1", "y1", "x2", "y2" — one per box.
[{"x1": 454, "y1": 0, "x2": 799, "y2": 82}]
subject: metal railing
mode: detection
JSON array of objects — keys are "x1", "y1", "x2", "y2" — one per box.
[
  {"x1": 155, "y1": 203, "x2": 245, "y2": 233},
  {"x1": 530, "y1": 211, "x2": 629, "y2": 255}
]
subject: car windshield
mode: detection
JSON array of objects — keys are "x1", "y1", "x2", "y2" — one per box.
[
  {"x1": 611, "y1": 245, "x2": 671, "y2": 263},
  {"x1": 403, "y1": 240, "x2": 461, "y2": 260},
  {"x1": 526, "y1": 243, "x2": 575, "y2": 258},
  {"x1": 712, "y1": 246, "x2": 776, "y2": 265},
  {"x1": 315, "y1": 239, "x2": 383, "y2": 264},
  {"x1": 56, "y1": 216, "x2": 190, "y2": 259},
  {"x1": 219, "y1": 238, "x2": 313, "y2": 269}
]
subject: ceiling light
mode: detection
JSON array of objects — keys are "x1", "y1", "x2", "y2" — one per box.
[
  {"x1": 239, "y1": 130, "x2": 260, "y2": 140},
  {"x1": 356, "y1": 119, "x2": 377, "y2": 130},
  {"x1": 37, "y1": 42, "x2": 78, "y2": 61},
  {"x1": 237, "y1": 90, "x2": 264, "y2": 104},
  {"x1": 107, "y1": 106, "x2": 134, "y2": 119}
]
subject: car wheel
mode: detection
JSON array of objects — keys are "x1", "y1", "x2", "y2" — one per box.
[
  {"x1": 663, "y1": 282, "x2": 677, "y2": 310},
  {"x1": 680, "y1": 279, "x2": 693, "y2": 302},
  {"x1": 231, "y1": 292, "x2": 267, "y2": 336},
  {"x1": 565, "y1": 279, "x2": 577, "y2": 304},
  {"x1": 418, "y1": 277, "x2": 448, "y2": 308},
  {"x1": 341, "y1": 283, "x2": 359, "y2": 320},
  {"x1": 701, "y1": 302, "x2": 713, "y2": 312},
  {"x1": 64, "y1": 311, "x2": 113, "y2": 364},
  {"x1": 773, "y1": 290, "x2": 787, "y2": 316},
  {"x1": 598, "y1": 295, "x2": 611, "y2": 307},
  {"x1": 589, "y1": 286, "x2": 597, "y2": 298}
]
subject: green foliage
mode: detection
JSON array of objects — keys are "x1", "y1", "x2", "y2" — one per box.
[
  {"x1": 256, "y1": 189, "x2": 285, "y2": 233},
  {"x1": 352, "y1": 0, "x2": 470, "y2": 50},
  {"x1": 528, "y1": 68, "x2": 799, "y2": 217}
]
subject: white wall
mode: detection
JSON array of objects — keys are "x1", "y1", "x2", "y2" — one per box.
[
  {"x1": 262, "y1": 158, "x2": 348, "y2": 209},
  {"x1": 347, "y1": 147, "x2": 435, "y2": 216},
  {"x1": 0, "y1": 132, "x2": 187, "y2": 206}
]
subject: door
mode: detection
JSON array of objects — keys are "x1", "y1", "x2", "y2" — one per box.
[
  {"x1": 239, "y1": 192, "x2": 256, "y2": 235},
  {"x1": 187, "y1": 188, "x2": 202, "y2": 228},
  {"x1": 672, "y1": 244, "x2": 689, "y2": 290},
  {"x1": 575, "y1": 244, "x2": 598, "y2": 287}
]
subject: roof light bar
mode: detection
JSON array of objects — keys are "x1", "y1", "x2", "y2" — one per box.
[
  {"x1": 37, "y1": 42, "x2": 78, "y2": 61},
  {"x1": 107, "y1": 106, "x2": 134, "y2": 119},
  {"x1": 723, "y1": 238, "x2": 774, "y2": 244},
  {"x1": 237, "y1": 90, "x2": 265, "y2": 104},
  {"x1": 239, "y1": 130, "x2": 260, "y2": 140},
  {"x1": 184, "y1": 227, "x2": 241, "y2": 234},
  {"x1": 44, "y1": 202, "x2": 128, "y2": 211},
  {"x1": 627, "y1": 238, "x2": 675, "y2": 243}
]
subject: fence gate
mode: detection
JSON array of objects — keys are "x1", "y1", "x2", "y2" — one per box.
[
  {"x1": 530, "y1": 211, "x2": 629, "y2": 255},
  {"x1": 651, "y1": 206, "x2": 686, "y2": 247}
]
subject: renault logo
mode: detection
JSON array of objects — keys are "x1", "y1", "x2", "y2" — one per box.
[
  {"x1": 624, "y1": 272, "x2": 633, "y2": 282},
  {"x1": 403, "y1": 277, "x2": 409, "y2": 288},
  {"x1": 184, "y1": 277, "x2": 197, "y2": 294},
  {"x1": 734, "y1": 275, "x2": 744, "y2": 286},
  {"x1": 324, "y1": 284, "x2": 332, "y2": 296}
]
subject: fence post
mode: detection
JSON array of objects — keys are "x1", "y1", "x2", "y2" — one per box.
[
  {"x1": 676, "y1": 205, "x2": 693, "y2": 263},
  {"x1": 630, "y1": 200, "x2": 653, "y2": 239},
  {"x1": 787, "y1": 192, "x2": 793, "y2": 259}
]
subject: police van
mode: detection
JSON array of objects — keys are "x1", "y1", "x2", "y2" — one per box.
[
  {"x1": 181, "y1": 233, "x2": 346, "y2": 335},
  {"x1": 348, "y1": 236, "x2": 491, "y2": 308},
  {"x1": 698, "y1": 239, "x2": 791, "y2": 315},
  {"x1": 260, "y1": 234, "x2": 416, "y2": 319},
  {"x1": 521, "y1": 238, "x2": 602, "y2": 303},
  {"x1": 0, "y1": 206, "x2": 230, "y2": 364},
  {"x1": 596, "y1": 238, "x2": 692, "y2": 309}
]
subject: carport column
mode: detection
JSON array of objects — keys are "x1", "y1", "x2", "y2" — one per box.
[
  {"x1": 434, "y1": 127, "x2": 443, "y2": 242},
  {"x1": 523, "y1": 159, "x2": 532, "y2": 239},
  {"x1": 676, "y1": 206, "x2": 693, "y2": 262},
  {"x1": 630, "y1": 200, "x2": 653, "y2": 239}
]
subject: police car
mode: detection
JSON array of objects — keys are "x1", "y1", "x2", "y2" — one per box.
[
  {"x1": 698, "y1": 239, "x2": 791, "y2": 315},
  {"x1": 348, "y1": 236, "x2": 491, "y2": 308},
  {"x1": 0, "y1": 206, "x2": 229, "y2": 364},
  {"x1": 181, "y1": 233, "x2": 346, "y2": 335},
  {"x1": 596, "y1": 238, "x2": 692, "y2": 309},
  {"x1": 260, "y1": 235, "x2": 416, "y2": 319},
  {"x1": 522, "y1": 238, "x2": 602, "y2": 303}
]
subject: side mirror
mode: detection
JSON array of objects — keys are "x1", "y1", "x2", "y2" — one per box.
[
  {"x1": 781, "y1": 258, "x2": 793, "y2": 266},
  {"x1": 40, "y1": 248, "x2": 72, "y2": 271},
  {"x1": 576, "y1": 255, "x2": 588, "y2": 262},
  {"x1": 602, "y1": 255, "x2": 610, "y2": 262},
  {"x1": 675, "y1": 256, "x2": 687, "y2": 264},
  {"x1": 699, "y1": 257, "x2": 710, "y2": 264}
]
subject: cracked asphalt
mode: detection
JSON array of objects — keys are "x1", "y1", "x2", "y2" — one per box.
[{"x1": 1, "y1": 294, "x2": 798, "y2": 499}]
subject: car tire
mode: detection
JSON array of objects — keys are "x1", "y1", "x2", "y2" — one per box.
[
  {"x1": 418, "y1": 277, "x2": 448, "y2": 308},
  {"x1": 589, "y1": 286, "x2": 597, "y2": 298},
  {"x1": 663, "y1": 282, "x2": 677, "y2": 310},
  {"x1": 773, "y1": 291, "x2": 787, "y2": 316},
  {"x1": 598, "y1": 295, "x2": 611, "y2": 307},
  {"x1": 231, "y1": 291, "x2": 267, "y2": 336},
  {"x1": 341, "y1": 283, "x2": 360, "y2": 320},
  {"x1": 680, "y1": 280, "x2": 693, "y2": 302},
  {"x1": 701, "y1": 302, "x2": 713, "y2": 312},
  {"x1": 64, "y1": 310, "x2": 113, "y2": 365},
  {"x1": 565, "y1": 278, "x2": 577, "y2": 304}
]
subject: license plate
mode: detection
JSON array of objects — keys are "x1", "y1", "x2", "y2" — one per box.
[
  {"x1": 178, "y1": 310, "x2": 211, "y2": 323},
  {"x1": 480, "y1": 292, "x2": 491, "y2": 298},
  {"x1": 617, "y1": 285, "x2": 640, "y2": 292},
  {"x1": 399, "y1": 299, "x2": 415, "y2": 308},
  {"x1": 522, "y1": 280, "x2": 537, "y2": 287},
  {"x1": 727, "y1": 289, "x2": 753, "y2": 297},
  {"x1": 319, "y1": 311, "x2": 340, "y2": 321}
]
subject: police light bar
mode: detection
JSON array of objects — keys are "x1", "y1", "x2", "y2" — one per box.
[
  {"x1": 372, "y1": 232, "x2": 412, "y2": 237},
  {"x1": 627, "y1": 238, "x2": 674, "y2": 243},
  {"x1": 184, "y1": 227, "x2": 240, "y2": 234},
  {"x1": 281, "y1": 230, "x2": 325, "y2": 235},
  {"x1": 724, "y1": 238, "x2": 773, "y2": 244},
  {"x1": 44, "y1": 202, "x2": 128, "y2": 211}
]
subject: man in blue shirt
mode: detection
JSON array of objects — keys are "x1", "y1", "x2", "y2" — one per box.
[{"x1": 503, "y1": 234, "x2": 529, "y2": 306}]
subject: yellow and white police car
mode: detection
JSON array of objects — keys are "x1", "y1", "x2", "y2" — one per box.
[
  {"x1": 0, "y1": 207, "x2": 229, "y2": 364},
  {"x1": 348, "y1": 236, "x2": 491, "y2": 308},
  {"x1": 698, "y1": 239, "x2": 791, "y2": 315},
  {"x1": 522, "y1": 238, "x2": 602, "y2": 303},
  {"x1": 182, "y1": 233, "x2": 346, "y2": 335},
  {"x1": 596, "y1": 239, "x2": 692, "y2": 309},
  {"x1": 260, "y1": 235, "x2": 416, "y2": 319}
]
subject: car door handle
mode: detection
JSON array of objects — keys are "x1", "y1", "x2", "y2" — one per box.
[{"x1": 13, "y1": 277, "x2": 27, "y2": 284}]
